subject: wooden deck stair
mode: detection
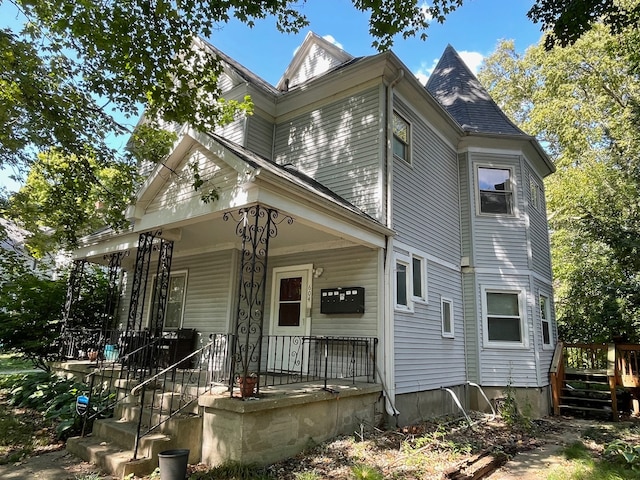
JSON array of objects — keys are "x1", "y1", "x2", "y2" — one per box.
[{"x1": 551, "y1": 342, "x2": 640, "y2": 421}]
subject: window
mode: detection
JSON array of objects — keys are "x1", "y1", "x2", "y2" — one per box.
[
  {"x1": 540, "y1": 294, "x2": 552, "y2": 347},
  {"x1": 394, "y1": 248, "x2": 427, "y2": 311},
  {"x1": 530, "y1": 179, "x2": 541, "y2": 211},
  {"x1": 393, "y1": 112, "x2": 410, "y2": 163},
  {"x1": 483, "y1": 288, "x2": 526, "y2": 347},
  {"x1": 150, "y1": 271, "x2": 188, "y2": 330},
  {"x1": 477, "y1": 166, "x2": 514, "y2": 215},
  {"x1": 395, "y1": 260, "x2": 409, "y2": 308},
  {"x1": 441, "y1": 297, "x2": 454, "y2": 338}
]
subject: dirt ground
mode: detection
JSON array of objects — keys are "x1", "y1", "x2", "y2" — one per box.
[{"x1": 0, "y1": 416, "x2": 621, "y2": 479}]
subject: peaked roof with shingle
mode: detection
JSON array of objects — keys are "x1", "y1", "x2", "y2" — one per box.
[{"x1": 426, "y1": 45, "x2": 526, "y2": 136}]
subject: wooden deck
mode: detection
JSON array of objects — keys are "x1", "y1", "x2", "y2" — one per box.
[{"x1": 550, "y1": 342, "x2": 640, "y2": 420}]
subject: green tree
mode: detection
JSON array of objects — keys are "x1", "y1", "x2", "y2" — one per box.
[
  {"x1": 479, "y1": 25, "x2": 640, "y2": 342},
  {"x1": 2, "y1": 0, "x2": 467, "y2": 251}
]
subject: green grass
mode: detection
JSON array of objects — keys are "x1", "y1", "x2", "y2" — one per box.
[{"x1": 0, "y1": 353, "x2": 34, "y2": 372}]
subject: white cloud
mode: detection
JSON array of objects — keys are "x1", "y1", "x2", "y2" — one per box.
[
  {"x1": 322, "y1": 34, "x2": 343, "y2": 50},
  {"x1": 458, "y1": 51, "x2": 484, "y2": 74},
  {"x1": 419, "y1": 2, "x2": 433, "y2": 22},
  {"x1": 413, "y1": 50, "x2": 485, "y2": 84}
]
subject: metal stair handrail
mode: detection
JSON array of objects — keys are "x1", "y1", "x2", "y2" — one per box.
[{"x1": 130, "y1": 334, "x2": 231, "y2": 460}]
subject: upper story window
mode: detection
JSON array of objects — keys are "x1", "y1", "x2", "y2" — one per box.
[
  {"x1": 477, "y1": 166, "x2": 514, "y2": 215},
  {"x1": 482, "y1": 287, "x2": 527, "y2": 348},
  {"x1": 393, "y1": 112, "x2": 410, "y2": 163},
  {"x1": 530, "y1": 178, "x2": 542, "y2": 211}
]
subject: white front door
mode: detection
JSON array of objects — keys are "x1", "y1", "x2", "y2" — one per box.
[{"x1": 269, "y1": 265, "x2": 313, "y2": 372}]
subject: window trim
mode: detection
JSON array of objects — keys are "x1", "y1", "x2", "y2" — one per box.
[
  {"x1": 392, "y1": 111, "x2": 411, "y2": 164},
  {"x1": 481, "y1": 286, "x2": 528, "y2": 349},
  {"x1": 441, "y1": 296, "x2": 454, "y2": 338},
  {"x1": 475, "y1": 164, "x2": 516, "y2": 216},
  {"x1": 148, "y1": 269, "x2": 189, "y2": 331},
  {"x1": 539, "y1": 293, "x2": 553, "y2": 349},
  {"x1": 394, "y1": 248, "x2": 429, "y2": 313},
  {"x1": 529, "y1": 178, "x2": 542, "y2": 212}
]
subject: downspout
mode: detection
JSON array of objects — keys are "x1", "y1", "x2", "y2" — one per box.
[{"x1": 382, "y1": 69, "x2": 404, "y2": 419}]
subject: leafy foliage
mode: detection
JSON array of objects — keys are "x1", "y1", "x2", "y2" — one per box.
[
  {"x1": 479, "y1": 23, "x2": 640, "y2": 342},
  {"x1": 0, "y1": 238, "x2": 110, "y2": 369}
]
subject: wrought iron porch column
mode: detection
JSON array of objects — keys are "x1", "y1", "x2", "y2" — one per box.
[
  {"x1": 149, "y1": 238, "x2": 174, "y2": 336},
  {"x1": 224, "y1": 205, "x2": 293, "y2": 397},
  {"x1": 99, "y1": 251, "x2": 128, "y2": 352},
  {"x1": 59, "y1": 259, "x2": 86, "y2": 354},
  {"x1": 125, "y1": 231, "x2": 160, "y2": 334}
]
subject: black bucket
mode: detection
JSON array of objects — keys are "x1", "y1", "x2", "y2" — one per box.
[{"x1": 158, "y1": 449, "x2": 190, "y2": 480}]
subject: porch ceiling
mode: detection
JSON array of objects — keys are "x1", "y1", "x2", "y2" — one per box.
[{"x1": 77, "y1": 210, "x2": 365, "y2": 266}]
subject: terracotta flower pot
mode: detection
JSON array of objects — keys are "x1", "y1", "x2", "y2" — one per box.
[{"x1": 238, "y1": 376, "x2": 257, "y2": 397}]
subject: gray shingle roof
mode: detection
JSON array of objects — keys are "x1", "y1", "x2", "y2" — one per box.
[{"x1": 425, "y1": 45, "x2": 526, "y2": 136}]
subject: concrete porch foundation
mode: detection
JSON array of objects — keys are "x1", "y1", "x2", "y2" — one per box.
[{"x1": 198, "y1": 382, "x2": 383, "y2": 466}]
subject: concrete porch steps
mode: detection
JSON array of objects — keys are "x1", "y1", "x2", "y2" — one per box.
[{"x1": 67, "y1": 390, "x2": 204, "y2": 479}]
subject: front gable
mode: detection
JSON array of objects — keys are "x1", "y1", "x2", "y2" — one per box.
[{"x1": 276, "y1": 31, "x2": 354, "y2": 91}]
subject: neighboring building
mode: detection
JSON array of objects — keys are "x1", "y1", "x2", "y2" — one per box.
[{"x1": 65, "y1": 32, "x2": 556, "y2": 470}]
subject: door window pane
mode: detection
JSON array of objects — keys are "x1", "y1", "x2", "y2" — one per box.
[
  {"x1": 278, "y1": 303, "x2": 301, "y2": 327},
  {"x1": 278, "y1": 277, "x2": 302, "y2": 327},
  {"x1": 164, "y1": 274, "x2": 186, "y2": 329}
]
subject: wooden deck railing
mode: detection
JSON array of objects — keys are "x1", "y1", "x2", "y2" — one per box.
[{"x1": 550, "y1": 343, "x2": 640, "y2": 419}]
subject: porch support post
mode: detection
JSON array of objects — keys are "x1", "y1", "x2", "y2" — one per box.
[
  {"x1": 58, "y1": 259, "x2": 86, "y2": 358},
  {"x1": 149, "y1": 238, "x2": 174, "y2": 336},
  {"x1": 224, "y1": 205, "x2": 293, "y2": 397},
  {"x1": 102, "y1": 251, "x2": 127, "y2": 335},
  {"x1": 60, "y1": 259, "x2": 86, "y2": 334},
  {"x1": 125, "y1": 231, "x2": 160, "y2": 334}
]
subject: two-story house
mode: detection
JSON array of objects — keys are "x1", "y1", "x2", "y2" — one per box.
[{"x1": 64, "y1": 32, "x2": 555, "y2": 474}]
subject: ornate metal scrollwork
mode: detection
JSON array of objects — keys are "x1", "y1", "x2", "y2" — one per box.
[
  {"x1": 149, "y1": 238, "x2": 174, "y2": 336},
  {"x1": 125, "y1": 230, "x2": 161, "y2": 333},
  {"x1": 61, "y1": 259, "x2": 86, "y2": 331},
  {"x1": 224, "y1": 205, "x2": 293, "y2": 396}
]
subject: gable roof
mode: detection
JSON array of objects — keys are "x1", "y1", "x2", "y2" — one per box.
[
  {"x1": 425, "y1": 45, "x2": 525, "y2": 136},
  {"x1": 207, "y1": 132, "x2": 381, "y2": 226},
  {"x1": 276, "y1": 31, "x2": 355, "y2": 91}
]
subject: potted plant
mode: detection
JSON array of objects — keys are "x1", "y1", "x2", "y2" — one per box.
[
  {"x1": 87, "y1": 349, "x2": 98, "y2": 362},
  {"x1": 237, "y1": 373, "x2": 258, "y2": 397}
]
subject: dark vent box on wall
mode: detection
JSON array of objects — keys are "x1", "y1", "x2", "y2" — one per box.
[{"x1": 320, "y1": 287, "x2": 365, "y2": 314}]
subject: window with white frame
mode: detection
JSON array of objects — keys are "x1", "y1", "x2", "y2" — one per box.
[
  {"x1": 530, "y1": 178, "x2": 541, "y2": 211},
  {"x1": 483, "y1": 287, "x2": 526, "y2": 347},
  {"x1": 441, "y1": 297, "x2": 454, "y2": 338},
  {"x1": 395, "y1": 259, "x2": 409, "y2": 309},
  {"x1": 394, "y1": 249, "x2": 428, "y2": 311},
  {"x1": 393, "y1": 112, "x2": 410, "y2": 163},
  {"x1": 477, "y1": 166, "x2": 514, "y2": 215},
  {"x1": 540, "y1": 294, "x2": 552, "y2": 347},
  {"x1": 149, "y1": 271, "x2": 188, "y2": 330}
]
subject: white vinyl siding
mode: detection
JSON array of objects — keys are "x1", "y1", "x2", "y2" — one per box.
[
  {"x1": 273, "y1": 86, "x2": 383, "y2": 220},
  {"x1": 265, "y1": 246, "x2": 379, "y2": 338},
  {"x1": 391, "y1": 97, "x2": 461, "y2": 263},
  {"x1": 288, "y1": 43, "x2": 346, "y2": 88},
  {"x1": 526, "y1": 166, "x2": 553, "y2": 278},
  {"x1": 469, "y1": 153, "x2": 529, "y2": 271},
  {"x1": 246, "y1": 113, "x2": 275, "y2": 159},
  {"x1": 476, "y1": 273, "x2": 539, "y2": 387},
  {"x1": 394, "y1": 261, "x2": 465, "y2": 393},
  {"x1": 145, "y1": 146, "x2": 239, "y2": 215}
]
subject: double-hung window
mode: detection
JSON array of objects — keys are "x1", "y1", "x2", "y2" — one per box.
[
  {"x1": 540, "y1": 294, "x2": 552, "y2": 348},
  {"x1": 394, "y1": 248, "x2": 427, "y2": 311},
  {"x1": 483, "y1": 287, "x2": 527, "y2": 347},
  {"x1": 477, "y1": 166, "x2": 514, "y2": 215},
  {"x1": 150, "y1": 271, "x2": 188, "y2": 330},
  {"x1": 393, "y1": 112, "x2": 410, "y2": 163}
]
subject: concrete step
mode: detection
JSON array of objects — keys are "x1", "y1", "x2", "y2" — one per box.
[
  {"x1": 66, "y1": 433, "x2": 165, "y2": 478},
  {"x1": 92, "y1": 417, "x2": 171, "y2": 456}
]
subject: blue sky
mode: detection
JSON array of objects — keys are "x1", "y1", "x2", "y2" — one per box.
[{"x1": 0, "y1": 0, "x2": 545, "y2": 193}]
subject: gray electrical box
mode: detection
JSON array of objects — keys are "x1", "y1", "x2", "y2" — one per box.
[{"x1": 320, "y1": 287, "x2": 365, "y2": 314}]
